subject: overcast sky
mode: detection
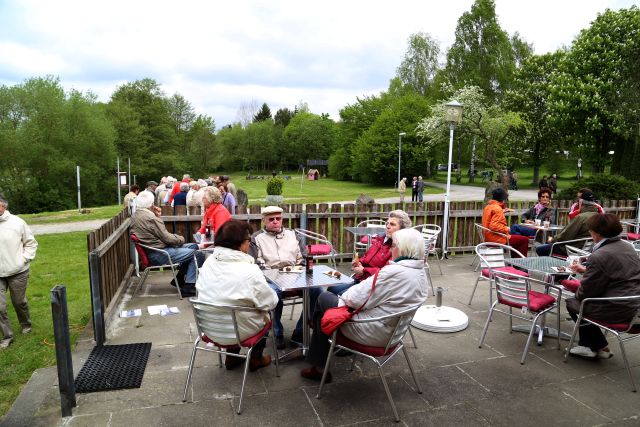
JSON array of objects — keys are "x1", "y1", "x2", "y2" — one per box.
[{"x1": 0, "y1": 0, "x2": 637, "y2": 128}]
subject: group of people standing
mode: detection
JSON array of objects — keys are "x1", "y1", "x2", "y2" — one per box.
[{"x1": 397, "y1": 176, "x2": 425, "y2": 203}]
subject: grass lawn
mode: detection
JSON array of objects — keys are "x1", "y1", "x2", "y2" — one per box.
[
  {"x1": 22, "y1": 205, "x2": 123, "y2": 226},
  {"x1": 0, "y1": 232, "x2": 90, "y2": 419}
]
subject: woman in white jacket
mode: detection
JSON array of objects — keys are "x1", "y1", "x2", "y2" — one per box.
[
  {"x1": 195, "y1": 220, "x2": 278, "y2": 372},
  {"x1": 301, "y1": 227, "x2": 428, "y2": 382}
]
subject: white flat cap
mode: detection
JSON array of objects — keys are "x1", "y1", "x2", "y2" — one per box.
[{"x1": 262, "y1": 206, "x2": 283, "y2": 216}]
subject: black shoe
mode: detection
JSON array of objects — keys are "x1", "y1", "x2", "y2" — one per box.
[
  {"x1": 180, "y1": 284, "x2": 197, "y2": 297},
  {"x1": 275, "y1": 335, "x2": 286, "y2": 350}
]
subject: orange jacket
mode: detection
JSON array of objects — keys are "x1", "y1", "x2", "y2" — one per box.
[{"x1": 482, "y1": 200, "x2": 509, "y2": 244}]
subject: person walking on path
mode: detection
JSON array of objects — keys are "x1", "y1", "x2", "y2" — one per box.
[
  {"x1": 538, "y1": 175, "x2": 549, "y2": 189},
  {"x1": 398, "y1": 177, "x2": 407, "y2": 203},
  {"x1": 411, "y1": 177, "x2": 418, "y2": 202},
  {"x1": 0, "y1": 194, "x2": 38, "y2": 349},
  {"x1": 417, "y1": 176, "x2": 425, "y2": 202},
  {"x1": 549, "y1": 173, "x2": 558, "y2": 196}
]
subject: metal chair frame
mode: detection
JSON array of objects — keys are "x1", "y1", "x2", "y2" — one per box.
[
  {"x1": 549, "y1": 237, "x2": 593, "y2": 258},
  {"x1": 479, "y1": 272, "x2": 562, "y2": 364},
  {"x1": 414, "y1": 224, "x2": 443, "y2": 275},
  {"x1": 468, "y1": 242, "x2": 526, "y2": 306},
  {"x1": 294, "y1": 228, "x2": 338, "y2": 270},
  {"x1": 472, "y1": 224, "x2": 510, "y2": 269},
  {"x1": 182, "y1": 299, "x2": 279, "y2": 414},
  {"x1": 564, "y1": 295, "x2": 640, "y2": 392},
  {"x1": 130, "y1": 234, "x2": 183, "y2": 299},
  {"x1": 316, "y1": 305, "x2": 423, "y2": 422},
  {"x1": 353, "y1": 219, "x2": 387, "y2": 253}
]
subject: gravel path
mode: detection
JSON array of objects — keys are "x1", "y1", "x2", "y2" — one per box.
[{"x1": 29, "y1": 184, "x2": 537, "y2": 235}]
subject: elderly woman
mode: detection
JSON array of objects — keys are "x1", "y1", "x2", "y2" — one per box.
[
  {"x1": 172, "y1": 182, "x2": 189, "y2": 207},
  {"x1": 510, "y1": 187, "x2": 555, "y2": 237},
  {"x1": 301, "y1": 228, "x2": 429, "y2": 381},
  {"x1": 198, "y1": 186, "x2": 231, "y2": 237},
  {"x1": 218, "y1": 182, "x2": 237, "y2": 215},
  {"x1": 195, "y1": 220, "x2": 278, "y2": 371},
  {"x1": 482, "y1": 188, "x2": 529, "y2": 257},
  {"x1": 566, "y1": 214, "x2": 640, "y2": 359}
]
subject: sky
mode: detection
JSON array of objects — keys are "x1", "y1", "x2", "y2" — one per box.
[{"x1": 0, "y1": 0, "x2": 637, "y2": 128}]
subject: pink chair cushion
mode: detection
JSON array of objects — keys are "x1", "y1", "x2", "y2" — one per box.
[
  {"x1": 336, "y1": 332, "x2": 398, "y2": 357},
  {"x1": 561, "y1": 279, "x2": 581, "y2": 293},
  {"x1": 627, "y1": 232, "x2": 640, "y2": 241},
  {"x1": 481, "y1": 266, "x2": 529, "y2": 278},
  {"x1": 584, "y1": 318, "x2": 640, "y2": 333},
  {"x1": 359, "y1": 235, "x2": 371, "y2": 244},
  {"x1": 130, "y1": 234, "x2": 150, "y2": 269},
  {"x1": 203, "y1": 321, "x2": 272, "y2": 348},
  {"x1": 499, "y1": 290, "x2": 556, "y2": 312},
  {"x1": 309, "y1": 244, "x2": 332, "y2": 255}
]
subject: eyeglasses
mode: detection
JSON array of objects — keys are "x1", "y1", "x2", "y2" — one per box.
[{"x1": 267, "y1": 217, "x2": 282, "y2": 222}]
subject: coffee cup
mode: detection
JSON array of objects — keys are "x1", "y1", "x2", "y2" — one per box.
[
  {"x1": 543, "y1": 220, "x2": 550, "y2": 228},
  {"x1": 534, "y1": 219, "x2": 541, "y2": 226}
]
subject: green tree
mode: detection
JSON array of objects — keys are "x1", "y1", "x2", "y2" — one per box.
[
  {"x1": 274, "y1": 107, "x2": 294, "y2": 127},
  {"x1": 396, "y1": 32, "x2": 440, "y2": 97},
  {"x1": 284, "y1": 112, "x2": 336, "y2": 170},
  {"x1": 253, "y1": 102, "x2": 273, "y2": 122},
  {"x1": 167, "y1": 93, "x2": 195, "y2": 151},
  {"x1": 186, "y1": 115, "x2": 216, "y2": 176}
]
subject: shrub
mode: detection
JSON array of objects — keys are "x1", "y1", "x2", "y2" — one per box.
[
  {"x1": 266, "y1": 177, "x2": 284, "y2": 195},
  {"x1": 556, "y1": 174, "x2": 640, "y2": 201}
]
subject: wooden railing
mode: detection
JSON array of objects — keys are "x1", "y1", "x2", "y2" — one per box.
[{"x1": 85, "y1": 198, "x2": 638, "y2": 344}]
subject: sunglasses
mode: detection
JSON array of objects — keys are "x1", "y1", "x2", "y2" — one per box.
[{"x1": 268, "y1": 216, "x2": 282, "y2": 222}]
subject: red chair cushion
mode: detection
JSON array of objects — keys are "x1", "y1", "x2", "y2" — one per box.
[
  {"x1": 359, "y1": 235, "x2": 371, "y2": 244},
  {"x1": 499, "y1": 290, "x2": 556, "y2": 312},
  {"x1": 561, "y1": 279, "x2": 581, "y2": 293},
  {"x1": 627, "y1": 232, "x2": 640, "y2": 241},
  {"x1": 481, "y1": 266, "x2": 529, "y2": 278},
  {"x1": 582, "y1": 318, "x2": 640, "y2": 334},
  {"x1": 130, "y1": 234, "x2": 150, "y2": 269},
  {"x1": 309, "y1": 244, "x2": 332, "y2": 255},
  {"x1": 202, "y1": 321, "x2": 272, "y2": 348},
  {"x1": 335, "y1": 332, "x2": 398, "y2": 357}
]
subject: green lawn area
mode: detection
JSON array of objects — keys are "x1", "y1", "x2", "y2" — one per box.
[
  {"x1": 22, "y1": 205, "x2": 123, "y2": 226},
  {"x1": 0, "y1": 232, "x2": 91, "y2": 419}
]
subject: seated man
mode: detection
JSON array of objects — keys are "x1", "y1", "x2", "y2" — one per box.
[
  {"x1": 130, "y1": 191, "x2": 204, "y2": 297},
  {"x1": 250, "y1": 206, "x2": 319, "y2": 349}
]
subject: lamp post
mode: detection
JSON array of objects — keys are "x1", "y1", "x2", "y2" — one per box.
[
  {"x1": 442, "y1": 101, "x2": 463, "y2": 258},
  {"x1": 397, "y1": 132, "x2": 406, "y2": 189}
]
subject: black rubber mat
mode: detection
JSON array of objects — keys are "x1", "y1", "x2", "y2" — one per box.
[{"x1": 75, "y1": 343, "x2": 152, "y2": 393}]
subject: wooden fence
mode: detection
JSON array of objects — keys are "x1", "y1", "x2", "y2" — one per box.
[{"x1": 85, "y1": 198, "x2": 638, "y2": 344}]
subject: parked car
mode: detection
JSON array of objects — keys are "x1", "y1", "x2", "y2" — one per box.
[{"x1": 437, "y1": 163, "x2": 459, "y2": 172}]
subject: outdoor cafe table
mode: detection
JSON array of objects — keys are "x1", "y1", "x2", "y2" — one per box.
[
  {"x1": 344, "y1": 226, "x2": 386, "y2": 251},
  {"x1": 262, "y1": 265, "x2": 354, "y2": 361},
  {"x1": 504, "y1": 256, "x2": 571, "y2": 343},
  {"x1": 521, "y1": 223, "x2": 564, "y2": 243}
]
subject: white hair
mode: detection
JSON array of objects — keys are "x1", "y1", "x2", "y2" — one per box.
[
  {"x1": 136, "y1": 191, "x2": 155, "y2": 209},
  {"x1": 389, "y1": 210, "x2": 411, "y2": 229},
  {"x1": 180, "y1": 182, "x2": 189, "y2": 191},
  {"x1": 393, "y1": 228, "x2": 425, "y2": 260}
]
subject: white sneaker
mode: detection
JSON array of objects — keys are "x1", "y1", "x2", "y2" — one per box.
[
  {"x1": 0, "y1": 338, "x2": 13, "y2": 349},
  {"x1": 597, "y1": 350, "x2": 613, "y2": 359},
  {"x1": 569, "y1": 345, "x2": 597, "y2": 358},
  {"x1": 22, "y1": 326, "x2": 32, "y2": 334}
]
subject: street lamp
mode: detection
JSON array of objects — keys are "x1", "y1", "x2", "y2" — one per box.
[
  {"x1": 442, "y1": 101, "x2": 463, "y2": 258},
  {"x1": 397, "y1": 132, "x2": 406, "y2": 190}
]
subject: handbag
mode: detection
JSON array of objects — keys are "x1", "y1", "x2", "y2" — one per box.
[{"x1": 320, "y1": 271, "x2": 378, "y2": 336}]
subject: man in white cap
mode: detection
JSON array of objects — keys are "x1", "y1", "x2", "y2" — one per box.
[{"x1": 250, "y1": 206, "x2": 318, "y2": 349}]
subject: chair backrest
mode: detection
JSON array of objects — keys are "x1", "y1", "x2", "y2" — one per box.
[
  {"x1": 190, "y1": 299, "x2": 260, "y2": 347},
  {"x1": 493, "y1": 272, "x2": 529, "y2": 308},
  {"x1": 476, "y1": 243, "x2": 508, "y2": 269},
  {"x1": 130, "y1": 233, "x2": 150, "y2": 269},
  {"x1": 474, "y1": 223, "x2": 486, "y2": 244},
  {"x1": 294, "y1": 228, "x2": 331, "y2": 245},
  {"x1": 385, "y1": 305, "x2": 422, "y2": 352},
  {"x1": 356, "y1": 219, "x2": 386, "y2": 228}
]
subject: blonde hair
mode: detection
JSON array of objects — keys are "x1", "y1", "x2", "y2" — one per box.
[{"x1": 202, "y1": 186, "x2": 222, "y2": 204}]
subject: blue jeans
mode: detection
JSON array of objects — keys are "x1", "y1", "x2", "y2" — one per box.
[
  {"x1": 268, "y1": 283, "x2": 321, "y2": 338},
  {"x1": 146, "y1": 243, "x2": 203, "y2": 285},
  {"x1": 327, "y1": 283, "x2": 354, "y2": 296},
  {"x1": 510, "y1": 224, "x2": 537, "y2": 237},
  {"x1": 536, "y1": 244, "x2": 552, "y2": 257}
]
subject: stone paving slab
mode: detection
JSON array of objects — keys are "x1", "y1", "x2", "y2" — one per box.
[{"x1": 4, "y1": 255, "x2": 640, "y2": 426}]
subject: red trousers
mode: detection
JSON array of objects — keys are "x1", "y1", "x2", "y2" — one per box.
[{"x1": 508, "y1": 234, "x2": 530, "y2": 257}]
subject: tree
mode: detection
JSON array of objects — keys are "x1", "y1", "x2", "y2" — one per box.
[
  {"x1": 235, "y1": 99, "x2": 259, "y2": 128},
  {"x1": 253, "y1": 102, "x2": 273, "y2": 122},
  {"x1": 284, "y1": 112, "x2": 336, "y2": 170},
  {"x1": 274, "y1": 107, "x2": 294, "y2": 127},
  {"x1": 186, "y1": 115, "x2": 216, "y2": 176},
  {"x1": 396, "y1": 32, "x2": 440, "y2": 97},
  {"x1": 416, "y1": 85, "x2": 524, "y2": 187},
  {"x1": 167, "y1": 93, "x2": 195, "y2": 147},
  {"x1": 441, "y1": 0, "x2": 527, "y2": 102},
  {"x1": 549, "y1": 6, "x2": 640, "y2": 175}
]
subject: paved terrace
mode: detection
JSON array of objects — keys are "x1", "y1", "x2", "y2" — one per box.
[{"x1": 4, "y1": 255, "x2": 640, "y2": 427}]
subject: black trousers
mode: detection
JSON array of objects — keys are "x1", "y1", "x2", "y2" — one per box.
[
  {"x1": 411, "y1": 189, "x2": 418, "y2": 202},
  {"x1": 566, "y1": 300, "x2": 608, "y2": 351},
  {"x1": 306, "y1": 291, "x2": 339, "y2": 367}
]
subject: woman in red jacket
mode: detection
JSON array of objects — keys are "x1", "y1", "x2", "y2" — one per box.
[{"x1": 198, "y1": 186, "x2": 231, "y2": 240}]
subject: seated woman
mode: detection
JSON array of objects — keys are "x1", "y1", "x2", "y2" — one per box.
[
  {"x1": 329, "y1": 210, "x2": 412, "y2": 295},
  {"x1": 482, "y1": 188, "x2": 529, "y2": 257},
  {"x1": 301, "y1": 228, "x2": 429, "y2": 381},
  {"x1": 568, "y1": 187, "x2": 604, "y2": 219},
  {"x1": 536, "y1": 190, "x2": 599, "y2": 257},
  {"x1": 566, "y1": 213, "x2": 640, "y2": 359},
  {"x1": 198, "y1": 186, "x2": 231, "y2": 239},
  {"x1": 510, "y1": 188, "x2": 555, "y2": 237},
  {"x1": 195, "y1": 220, "x2": 279, "y2": 371}
]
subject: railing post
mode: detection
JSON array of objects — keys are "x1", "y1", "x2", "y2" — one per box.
[
  {"x1": 50, "y1": 285, "x2": 76, "y2": 417},
  {"x1": 88, "y1": 251, "x2": 105, "y2": 346}
]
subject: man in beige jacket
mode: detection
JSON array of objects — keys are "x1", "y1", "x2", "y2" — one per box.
[{"x1": 0, "y1": 194, "x2": 38, "y2": 349}]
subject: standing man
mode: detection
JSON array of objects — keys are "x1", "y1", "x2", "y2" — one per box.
[
  {"x1": 411, "y1": 176, "x2": 418, "y2": 202},
  {"x1": 0, "y1": 194, "x2": 38, "y2": 349},
  {"x1": 417, "y1": 176, "x2": 425, "y2": 202},
  {"x1": 398, "y1": 177, "x2": 407, "y2": 203}
]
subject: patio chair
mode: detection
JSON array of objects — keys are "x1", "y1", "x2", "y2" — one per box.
[
  {"x1": 468, "y1": 242, "x2": 528, "y2": 307},
  {"x1": 353, "y1": 219, "x2": 386, "y2": 254},
  {"x1": 415, "y1": 224, "x2": 443, "y2": 275},
  {"x1": 479, "y1": 272, "x2": 562, "y2": 364},
  {"x1": 130, "y1": 233, "x2": 183, "y2": 299},
  {"x1": 294, "y1": 228, "x2": 338, "y2": 269},
  {"x1": 182, "y1": 299, "x2": 279, "y2": 414},
  {"x1": 564, "y1": 296, "x2": 640, "y2": 391},
  {"x1": 316, "y1": 305, "x2": 423, "y2": 422},
  {"x1": 472, "y1": 224, "x2": 510, "y2": 269},
  {"x1": 622, "y1": 220, "x2": 640, "y2": 241},
  {"x1": 549, "y1": 237, "x2": 593, "y2": 259}
]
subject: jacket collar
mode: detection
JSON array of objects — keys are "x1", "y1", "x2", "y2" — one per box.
[{"x1": 0, "y1": 210, "x2": 9, "y2": 222}]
